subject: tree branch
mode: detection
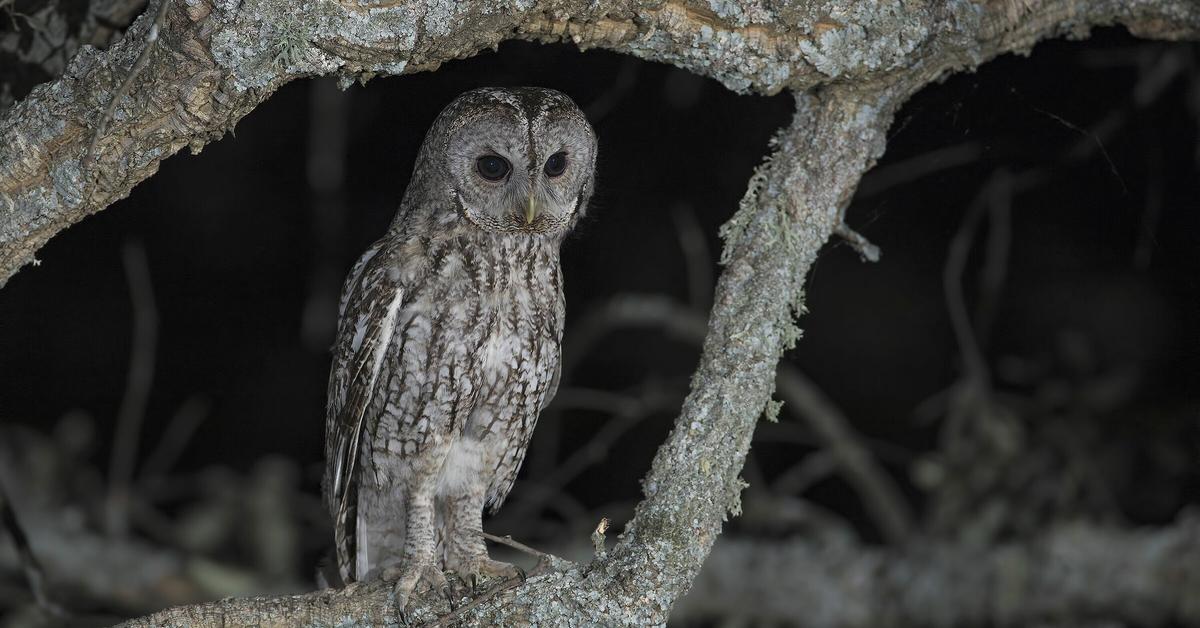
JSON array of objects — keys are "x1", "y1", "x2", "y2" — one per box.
[
  {"x1": 1, "y1": 0, "x2": 1196, "y2": 286},
  {"x1": 675, "y1": 514, "x2": 1200, "y2": 627},
  {"x1": 1, "y1": 0, "x2": 1195, "y2": 625},
  {"x1": 114, "y1": 80, "x2": 902, "y2": 627}
]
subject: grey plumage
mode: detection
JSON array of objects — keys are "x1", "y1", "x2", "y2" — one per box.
[{"x1": 323, "y1": 87, "x2": 597, "y2": 604}]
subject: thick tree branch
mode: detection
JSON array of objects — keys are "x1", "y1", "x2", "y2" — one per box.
[
  {"x1": 595, "y1": 83, "x2": 902, "y2": 621},
  {"x1": 1, "y1": 0, "x2": 1197, "y2": 286}
]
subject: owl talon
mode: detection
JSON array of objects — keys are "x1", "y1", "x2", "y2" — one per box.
[
  {"x1": 386, "y1": 560, "x2": 450, "y2": 617},
  {"x1": 449, "y1": 557, "x2": 526, "y2": 595}
]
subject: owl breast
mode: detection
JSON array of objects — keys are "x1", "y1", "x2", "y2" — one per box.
[{"x1": 433, "y1": 234, "x2": 564, "y2": 508}]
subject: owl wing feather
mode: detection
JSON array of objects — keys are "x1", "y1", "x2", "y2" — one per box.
[
  {"x1": 540, "y1": 359, "x2": 561, "y2": 413},
  {"x1": 325, "y1": 242, "x2": 405, "y2": 583}
]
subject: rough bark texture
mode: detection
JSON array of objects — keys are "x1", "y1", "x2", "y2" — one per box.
[
  {"x1": 2, "y1": 0, "x2": 1198, "y2": 288},
  {"x1": 2, "y1": 0, "x2": 1198, "y2": 626}
]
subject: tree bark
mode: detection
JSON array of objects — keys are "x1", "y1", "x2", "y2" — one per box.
[{"x1": 1, "y1": 0, "x2": 1197, "y2": 625}]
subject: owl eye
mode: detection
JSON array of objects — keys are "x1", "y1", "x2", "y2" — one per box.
[
  {"x1": 544, "y1": 151, "x2": 568, "y2": 177},
  {"x1": 476, "y1": 155, "x2": 511, "y2": 181}
]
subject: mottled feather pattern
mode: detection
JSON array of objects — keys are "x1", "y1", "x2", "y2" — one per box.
[{"x1": 323, "y1": 87, "x2": 596, "y2": 588}]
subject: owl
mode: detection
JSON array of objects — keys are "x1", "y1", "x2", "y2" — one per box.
[{"x1": 323, "y1": 87, "x2": 598, "y2": 609}]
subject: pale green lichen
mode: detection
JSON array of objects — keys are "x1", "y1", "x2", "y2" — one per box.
[
  {"x1": 717, "y1": 158, "x2": 771, "y2": 264},
  {"x1": 762, "y1": 398, "x2": 784, "y2": 423},
  {"x1": 796, "y1": 0, "x2": 941, "y2": 78},
  {"x1": 725, "y1": 476, "x2": 750, "y2": 518}
]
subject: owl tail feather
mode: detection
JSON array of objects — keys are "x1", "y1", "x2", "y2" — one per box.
[{"x1": 314, "y1": 547, "x2": 345, "y2": 589}]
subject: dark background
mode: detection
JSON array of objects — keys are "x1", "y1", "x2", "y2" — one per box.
[{"x1": 1, "y1": 26, "x2": 1198, "y2": 620}]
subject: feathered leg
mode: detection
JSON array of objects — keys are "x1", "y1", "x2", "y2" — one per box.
[
  {"x1": 381, "y1": 442, "x2": 452, "y2": 612},
  {"x1": 441, "y1": 484, "x2": 524, "y2": 593}
]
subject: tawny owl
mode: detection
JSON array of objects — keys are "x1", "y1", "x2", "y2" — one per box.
[{"x1": 323, "y1": 87, "x2": 597, "y2": 608}]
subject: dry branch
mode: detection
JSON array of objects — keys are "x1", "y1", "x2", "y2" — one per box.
[{"x1": 1, "y1": 0, "x2": 1196, "y2": 286}]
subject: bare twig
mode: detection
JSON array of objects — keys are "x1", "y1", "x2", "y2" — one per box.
[
  {"x1": 670, "y1": 203, "x2": 713, "y2": 312},
  {"x1": 943, "y1": 174, "x2": 999, "y2": 386},
  {"x1": 834, "y1": 222, "x2": 881, "y2": 262},
  {"x1": 856, "y1": 143, "x2": 983, "y2": 198},
  {"x1": 0, "y1": 481, "x2": 63, "y2": 617},
  {"x1": 107, "y1": 239, "x2": 158, "y2": 537},
  {"x1": 973, "y1": 171, "x2": 1012, "y2": 347},
  {"x1": 481, "y1": 532, "x2": 555, "y2": 562},
  {"x1": 776, "y1": 365, "x2": 914, "y2": 544},
  {"x1": 560, "y1": 294, "x2": 705, "y2": 375},
  {"x1": 82, "y1": 0, "x2": 171, "y2": 171},
  {"x1": 137, "y1": 395, "x2": 210, "y2": 483},
  {"x1": 1027, "y1": 102, "x2": 1128, "y2": 194},
  {"x1": 770, "y1": 449, "x2": 838, "y2": 496},
  {"x1": 501, "y1": 387, "x2": 676, "y2": 526},
  {"x1": 590, "y1": 518, "x2": 610, "y2": 558}
]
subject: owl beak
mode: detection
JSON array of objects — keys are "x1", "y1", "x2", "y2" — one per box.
[{"x1": 525, "y1": 196, "x2": 540, "y2": 225}]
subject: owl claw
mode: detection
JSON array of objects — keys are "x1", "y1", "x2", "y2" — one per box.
[
  {"x1": 449, "y1": 557, "x2": 526, "y2": 596},
  {"x1": 385, "y1": 560, "x2": 451, "y2": 617}
]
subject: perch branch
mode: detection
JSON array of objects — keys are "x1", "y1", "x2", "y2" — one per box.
[
  {"x1": 1, "y1": 0, "x2": 1196, "y2": 286},
  {"x1": 776, "y1": 365, "x2": 915, "y2": 544},
  {"x1": 116, "y1": 79, "x2": 904, "y2": 628},
  {"x1": 0, "y1": 0, "x2": 1192, "y2": 625}
]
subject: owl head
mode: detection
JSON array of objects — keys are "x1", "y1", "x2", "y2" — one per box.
[{"x1": 417, "y1": 87, "x2": 598, "y2": 236}]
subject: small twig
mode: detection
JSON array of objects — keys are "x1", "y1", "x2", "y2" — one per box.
[
  {"x1": 0, "y1": 482, "x2": 64, "y2": 617},
  {"x1": 670, "y1": 203, "x2": 713, "y2": 312},
  {"x1": 973, "y1": 171, "x2": 1012, "y2": 347},
  {"x1": 770, "y1": 450, "x2": 838, "y2": 496},
  {"x1": 1027, "y1": 102, "x2": 1127, "y2": 195},
  {"x1": 429, "y1": 577, "x2": 525, "y2": 628},
  {"x1": 502, "y1": 387, "x2": 674, "y2": 525},
  {"x1": 137, "y1": 395, "x2": 210, "y2": 483},
  {"x1": 107, "y1": 239, "x2": 158, "y2": 537},
  {"x1": 776, "y1": 365, "x2": 914, "y2": 544},
  {"x1": 482, "y1": 532, "x2": 552, "y2": 561},
  {"x1": 856, "y1": 143, "x2": 982, "y2": 198},
  {"x1": 82, "y1": 0, "x2": 172, "y2": 171},
  {"x1": 834, "y1": 222, "x2": 881, "y2": 262},
  {"x1": 590, "y1": 518, "x2": 610, "y2": 558},
  {"x1": 943, "y1": 175, "x2": 995, "y2": 386}
]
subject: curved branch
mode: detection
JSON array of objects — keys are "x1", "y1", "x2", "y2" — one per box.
[
  {"x1": 0, "y1": 0, "x2": 1196, "y2": 286},
  {"x1": 2, "y1": 0, "x2": 1195, "y2": 625},
  {"x1": 116, "y1": 80, "x2": 902, "y2": 627}
]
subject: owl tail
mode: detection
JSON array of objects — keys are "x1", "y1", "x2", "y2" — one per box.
[{"x1": 314, "y1": 547, "x2": 344, "y2": 589}]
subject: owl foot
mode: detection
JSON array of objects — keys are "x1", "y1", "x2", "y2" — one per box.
[
  {"x1": 450, "y1": 557, "x2": 526, "y2": 595},
  {"x1": 384, "y1": 560, "x2": 451, "y2": 619}
]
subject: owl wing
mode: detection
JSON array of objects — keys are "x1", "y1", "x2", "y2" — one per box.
[
  {"x1": 324, "y1": 241, "x2": 403, "y2": 583},
  {"x1": 540, "y1": 359, "x2": 561, "y2": 412}
]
